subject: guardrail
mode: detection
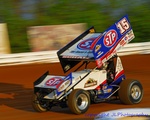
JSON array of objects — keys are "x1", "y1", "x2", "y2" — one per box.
[
  {"x1": 0, "y1": 42, "x2": 149, "y2": 66},
  {"x1": 117, "y1": 42, "x2": 150, "y2": 55}
]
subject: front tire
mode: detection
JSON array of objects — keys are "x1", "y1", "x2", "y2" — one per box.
[
  {"x1": 119, "y1": 79, "x2": 143, "y2": 104},
  {"x1": 32, "y1": 93, "x2": 48, "y2": 112},
  {"x1": 68, "y1": 89, "x2": 90, "y2": 114}
]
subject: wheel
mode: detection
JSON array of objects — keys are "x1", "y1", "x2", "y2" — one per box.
[
  {"x1": 68, "y1": 89, "x2": 90, "y2": 114},
  {"x1": 118, "y1": 79, "x2": 143, "y2": 105},
  {"x1": 32, "y1": 93, "x2": 49, "y2": 112}
]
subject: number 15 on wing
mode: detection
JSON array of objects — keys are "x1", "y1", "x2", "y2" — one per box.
[{"x1": 116, "y1": 17, "x2": 131, "y2": 35}]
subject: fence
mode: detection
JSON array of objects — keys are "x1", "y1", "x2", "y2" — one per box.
[{"x1": 0, "y1": 42, "x2": 149, "y2": 66}]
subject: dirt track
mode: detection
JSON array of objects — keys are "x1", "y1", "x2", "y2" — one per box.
[{"x1": 0, "y1": 54, "x2": 150, "y2": 120}]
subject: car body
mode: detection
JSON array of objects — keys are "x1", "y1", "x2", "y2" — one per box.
[{"x1": 32, "y1": 15, "x2": 143, "y2": 114}]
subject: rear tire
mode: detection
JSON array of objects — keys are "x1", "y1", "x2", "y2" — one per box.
[
  {"x1": 119, "y1": 79, "x2": 143, "y2": 104},
  {"x1": 68, "y1": 89, "x2": 90, "y2": 114}
]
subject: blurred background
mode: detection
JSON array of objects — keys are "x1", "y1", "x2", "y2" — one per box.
[{"x1": 0, "y1": 0, "x2": 149, "y2": 53}]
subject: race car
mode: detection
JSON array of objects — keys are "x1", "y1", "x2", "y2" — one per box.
[{"x1": 32, "y1": 15, "x2": 143, "y2": 114}]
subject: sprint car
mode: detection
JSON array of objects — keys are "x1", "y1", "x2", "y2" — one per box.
[{"x1": 32, "y1": 15, "x2": 143, "y2": 114}]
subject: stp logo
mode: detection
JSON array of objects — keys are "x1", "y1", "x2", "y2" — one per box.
[
  {"x1": 104, "y1": 30, "x2": 118, "y2": 47},
  {"x1": 77, "y1": 38, "x2": 96, "y2": 50},
  {"x1": 46, "y1": 77, "x2": 63, "y2": 86}
]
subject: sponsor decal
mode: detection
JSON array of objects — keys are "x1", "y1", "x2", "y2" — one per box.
[
  {"x1": 84, "y1": 78, "x2": 97, "y2": 88},
  {"x1": 120, "y1": 39, "x2": 126, "y2": 46},
  {"x1": 77, "y1": 38, "x2": 96, "y2": 50},
  {"x1": 96, "y1": 59, "x2": 102, "y2": 68},
  {"x1": 70, "y1": 50, "x2": 92, "y2": 54},
  {"x1": 58, "y1": 80, "x2": 71, "y2": 92},
  {"x1": 116, "y1": 58, "x2": 123, "y2": 73},
  {"x1": 127, "y1": 30, "x2": 134, "y2": 38},
  {"x1": 62, "y1": 55, "x2": 89, "y2": 59},
  {"x1": 74, "y1": 76, "x2": 80, "y2": 83},
  {"x1": 103, "y1": 88, "x2": 112, "y2": 93},
  {"x1": 96, "y1": 51, "x2": 104, "y2": 59},
  {"x1": 127, "y1": 30, "x2": 135, "y2": 42},
  {"x1": 95, "y1": 44, "x2": 101, "y2": 53},
  {"x1": 64, "y1": 65, "x2": 70, "y2": 71},
  {"x1": 104, "y1": 30, "x2": 118, "y2": 47},
  {"x1": 45, "y1": 77, "x2": 63, "y2": 87},
  {"x1": 89, "y1": 28, "x2": 95, "y2": 33}
]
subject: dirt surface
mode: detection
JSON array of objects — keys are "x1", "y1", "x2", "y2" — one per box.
[{"x1": 0, "y1": 54, "x2": 150, "y2": 120}]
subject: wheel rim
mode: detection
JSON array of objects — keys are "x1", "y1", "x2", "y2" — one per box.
[
  {"x1": 76, "y1": 93, "x2": 88, "y2": 110},
  {"x1": 36, "y1": 94, "x2": 48, "y2": 109},
  {"x1": 38, "y1": 100, "x2": 47, "y2": 108},
  {"x1": 130, "y1": 85, "x2": 141, "y2": 100}
]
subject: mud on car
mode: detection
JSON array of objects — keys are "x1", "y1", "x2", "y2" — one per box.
[{"x1": 32, "y1": 15, "x2": 143, "y2": 114}]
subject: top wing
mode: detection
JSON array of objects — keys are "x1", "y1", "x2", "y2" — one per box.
[{"x1": 57, "y1": 15, "x2": 135, "y2": 73}]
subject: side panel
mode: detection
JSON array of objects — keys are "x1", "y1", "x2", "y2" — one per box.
[
  {"x1": 111, "y1": 57, "x2": 126, "y2": 85},
  {"x1": 57, "y1": 26, "x2": 97, "y2": 73},
  {"x1": 92, "y1": 15, "x2": 135, "y2": 67},
  {"x1": 115, "y1": 57, "x2": 124, "y2": 77},
  {"x1": 74, "y1": 70, "x2": 107, "y2": 90}
]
